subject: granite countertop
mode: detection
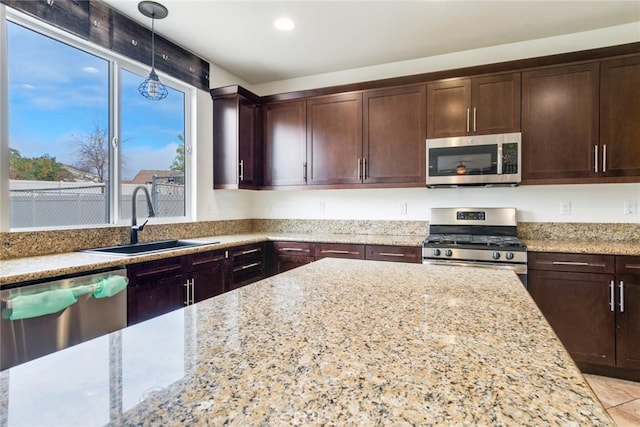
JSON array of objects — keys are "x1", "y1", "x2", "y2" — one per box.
[
  {"x1": 2, "y1": 231, "x2": 638, "y2": 286},
  {"x1": 0, "y1": 233, "x2": 424, "y2": 286},
  {"x1": 0, "y1": 258, "x2": 613, "y2": 426}
]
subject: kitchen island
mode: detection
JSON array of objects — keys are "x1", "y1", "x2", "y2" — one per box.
[{"x1": 0, "y1": 258, "x2": 612, "y2": 426}]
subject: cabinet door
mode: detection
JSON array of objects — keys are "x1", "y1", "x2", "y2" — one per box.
[
  {"x1": 306, "y1": 93, "x2": 362, "y2": 185},
  {"x1": 127, "y1": 274, "x2": 185, "y2": 326},
  {"x1": 264, "y1": 100, "x2": 307, "y2": 186},
  {"x1": 521, "y1": 63, "x2": 599, "y2": 182},
  {"x1": 426, "y1": 78, "x2": 471, "y2": 138},
  {"x1": 472, "y1": 73, "x2": 520, "y2": 135},
  {"x1": 190, "y1": 250, "x2": 228, "y2": 303},
  {"x1": 213, "y1": 96, "x2": 240, "y2": 188},
  {"x1": 365, "y1": 245, "x2": 422, "y2": 263},
  {"x1": 363, "y1": 85, "x2": 426, "y2": 185},
  {"x1": 528, "y1": 270, "x2": 615, "y2": 366},
  {"x1": 600, "y1": 55, "x2": 640, "y2": 178},
  {"x1": 238, "y1": 99, "x2": 259, "y2": 187},
  {"x1": 615, "y1": 256, "x2": 640, "y2": 369}
]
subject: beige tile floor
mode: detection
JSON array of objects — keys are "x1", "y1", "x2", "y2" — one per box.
[{"x1": 585, "y1": 374, "x2": 640, "y2": 426}]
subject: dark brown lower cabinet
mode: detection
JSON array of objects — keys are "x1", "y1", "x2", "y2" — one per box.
[
  {"x1": 128, "y1": 249, "x2": 229, "y2": 325},
  {"x1": 229, "y1": 243, "x2": 267, "y2": 290},
  {"x1": 615, "y1": 256, "x2": 640, "y2": 370},
  {"x1": 528, "y1": 252, "x2": 640, "y2": 377},
  {"x1": 271, "y1": 241, "x2": 315, "y2": 275},
  {"x1": 127, "y1": 256, "x2": 188, "y2": 326},
  {"x1": 366, "y1": 245, "x2": 422, "y2": 263}
]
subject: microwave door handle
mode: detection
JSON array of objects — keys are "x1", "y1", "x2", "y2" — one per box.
[{"x1": 497, "y1": 144, "x2": 503, "y2": 175}]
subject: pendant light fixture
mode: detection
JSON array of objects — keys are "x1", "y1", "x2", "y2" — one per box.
[{"x1": 137, "y1": 1, "x2": 168, "y2": 100}]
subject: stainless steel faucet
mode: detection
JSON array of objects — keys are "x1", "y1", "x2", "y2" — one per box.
[{"x1": 130, "y1": 185, "x2": 156, "y2": 244}]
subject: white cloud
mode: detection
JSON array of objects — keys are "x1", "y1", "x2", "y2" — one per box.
[
  {"x1": 82, "y1": 66, "x2": 100, "y2": 74},
  {"x1": 22, "y1": 84, "x2": 36, "y2": 90}
]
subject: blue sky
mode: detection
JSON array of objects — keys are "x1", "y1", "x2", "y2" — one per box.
[{"x1": 7, "y1": 21, "x2": 185, "y2": 180}]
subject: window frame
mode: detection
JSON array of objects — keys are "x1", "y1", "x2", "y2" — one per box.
[{"x1": 1, "y1": 7, "x2": 194, "y2": 231}]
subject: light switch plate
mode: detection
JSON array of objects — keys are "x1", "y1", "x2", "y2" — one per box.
[
  {"x1": 560, "y1": 201, "x2": 571, "y2": 215},
  {"x1": 624, "y1": 200, "x2": 637, "y2": 215}
]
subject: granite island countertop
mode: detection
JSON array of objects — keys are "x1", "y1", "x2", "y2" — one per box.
[{"x1": 0, "y1": 258, "x2": 613, "y2": 426}]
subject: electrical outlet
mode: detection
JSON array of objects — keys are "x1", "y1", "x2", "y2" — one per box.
[
  {"x1": 399, "y1": 202, "x2": 408, "y2": 215},
  {"x1": 320, "y1": 202, "x2": 326, "y2": 214},
  {"x1": 560, "y1": 201, "x2": 571, "y2": 215},
  {"x1": 625, "y1": 200, "x2": 637, "y2": 215}
]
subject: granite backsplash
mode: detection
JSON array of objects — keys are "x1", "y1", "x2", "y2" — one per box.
[{"x1": 1, "y1": 219, "x2": 638, "y2": 260}]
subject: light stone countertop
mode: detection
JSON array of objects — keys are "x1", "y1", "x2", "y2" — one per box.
[
  {"x1": 2, "y1": 231, "x2": 638, "y2": 286},
  {"x1": 0, "y1": 258, "x2": 613, "y2": 426},
  {"x1": 0, "y1": 233, "x2": 424, "y2": 286}
]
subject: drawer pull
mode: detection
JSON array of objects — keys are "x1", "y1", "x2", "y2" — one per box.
[
  {"x1": 280, "y1": 248, "x2": 307, "y2": 252},
  {"x1": 619, "y1": 281, "x2": 625, "y2": 313},
  {"x1": 323, "y1": 250, "x2": 352, "y2": 255},
  {"x1": 551, "y1": 261, "x2": 590, "y2": 266},
  {"x1": 625, "y1": 264, "x2": 640, "y2": 270},
  {"x1": 378, "y1": 252, "x2": 405, "y2": 257},
  {"x1": 236, "y1": 262, "x2": 260, "y2": 271},
  {"x1": 240, "y1": 248, "x2": 261, "y2": 255},
  {"x1": 609, "y1": 281, "x2": 615, "y2": 312}
]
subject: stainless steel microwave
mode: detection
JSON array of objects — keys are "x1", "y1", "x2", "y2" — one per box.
[{"x1": 426, "y1": 132, "x2": 521, "y2": 187}]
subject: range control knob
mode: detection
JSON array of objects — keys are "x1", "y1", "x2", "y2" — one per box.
[
  {"x1": 444, "y1": 249, "x2": 453, "y2": 257},
  {"x1": 492, "y1": 251, "x2": 501, "y2": 260},
  {"x1": 505, "y1": 252, "x2": 515, "y2": 260},
  {"x1": 432, "y1": 248, "x2": 441, "y2": 256}
]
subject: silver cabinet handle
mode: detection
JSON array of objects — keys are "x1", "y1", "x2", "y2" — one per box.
[
  {"x1": 626, "y1": 264, "x2": 640, "y2": 270},
  {"x1": 240, "y1": 248, "x2": 261, "y2": 255},
  {"x1": 609, "y1": 281, "x2": 615, "y2": 312},
  {"x1": 238, "y1": 262, "x2": 260, "y2": 271},
  {"x1": 280, "y1": 247, "x2": 307, "y2": 252},
  {"x1": 594, "y1": 145, "x2": 598, "y2": 173},
  {"x1": 551, "y1": 261, "x2": 590, "y2": 266},
  {"x1": 239, "y1": 159, "x2": 244, "y2": 181},
  {"x1": 363, "y1": 158, "x2": 367, "y2": 180},
  {"x1": 619, "y1": 281, "x2": 625, "y2": 313},
  {"x1": 303, "y1": 162, "x2": 308, "y2": 182},
  {"x1": 602, "y1": 144, "x2": 607, "y2": 173},
  {"x1": 322, "y1": 250, "x2": 351, "y2": 255},
  {"x1": 473, "y1": 107, "x2": 477, "y2": 133},
  {"x1": 466, "y1": 108, "x2": 470, "y2": 133},
  {"x1": 357, "y1": 158, "x2": 362, "y2": 180},
  {"x1": 378, "y1": 252, "x2": 405, "y2": 257},
  {"x1": 184, "y1": 279, "x2": 194, "y2": 306}
]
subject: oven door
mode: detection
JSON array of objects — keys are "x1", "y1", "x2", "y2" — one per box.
[{"x1": 422, "y1": 258, "x2": 527, "y2": 287}]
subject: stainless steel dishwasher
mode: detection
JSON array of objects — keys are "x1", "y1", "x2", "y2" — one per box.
[{"x1": 1, "y1": 268, "x2": 128, "y2": 371}]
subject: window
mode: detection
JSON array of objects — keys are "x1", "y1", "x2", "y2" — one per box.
[{"x1": 4, "y1": 12, "x2": 191, "y2": 229}]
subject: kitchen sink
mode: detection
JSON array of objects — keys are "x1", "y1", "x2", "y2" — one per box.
[{"x1": 83, "y1": 239, "x2": 217, "y2": 256}]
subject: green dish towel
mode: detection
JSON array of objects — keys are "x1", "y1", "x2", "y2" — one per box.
[
  {"x1": 6, "y1": 289, "x2": 78, "y2": 321},
  {"x1": 92, "y1": 275, "x2": 128, "y2": 298}
]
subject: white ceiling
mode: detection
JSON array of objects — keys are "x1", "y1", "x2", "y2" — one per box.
[{"x1": 102, "y1": 1, "x2": 640, "y2": 85}]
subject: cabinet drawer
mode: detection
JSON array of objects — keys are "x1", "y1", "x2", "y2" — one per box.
[
  {"x1": 314, "y1": 243, "x2": 365, "y2": 260},
  {"x1": 127, "y1": 256, "x2": 186, "y2": 282},
  {"x1": 616, "y1": 256, "x2": 640, "y2": 275},
  {"x1": 230, "y1": 243, "x2": 264, "y2": 262},
  {"x1": 188, "y1": 249, "x2": 228, "y2": 270},
  {"x1": 272, "y1": 241, "x2": 314, "y2": 257},
  {"x1": 528, "y1": 252, "x2": 614, "y2": 274},
  {"x1": 366, "y1": 245, "x2": 422, "y2": 263}
]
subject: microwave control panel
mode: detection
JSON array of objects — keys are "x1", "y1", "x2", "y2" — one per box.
[{"x1": 502, "y1": 143, "x2": 519, "y2": 174}]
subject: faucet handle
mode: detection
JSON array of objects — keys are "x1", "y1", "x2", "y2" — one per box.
[{"x1": 137, "y1": 218, "x2": 149, "y2": 231}]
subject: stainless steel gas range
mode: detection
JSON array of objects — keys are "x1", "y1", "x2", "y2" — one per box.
[{"x1": 422, "y1": 207, "x2": 527, "y2": 285}]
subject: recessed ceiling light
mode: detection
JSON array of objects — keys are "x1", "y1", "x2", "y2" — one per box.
[{"x1": 274, "y1": 17, "x2": 295, "y2": 31}]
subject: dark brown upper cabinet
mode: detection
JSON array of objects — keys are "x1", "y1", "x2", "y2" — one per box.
[
  {"x1": 363, "y1": 85, "x2": 426, "y2": 185},
  {"x1": 600, "y1": 54, "x2": 640, "y2": 178},
  {"x1": 212, "y1": 87, "x2": 262, "y2": 189},
  {"x1": 306, "y1": 93, "x2": 363, "y2": 185},
  {"x1": 426, "y1": 73, "x2": 520, "y2": 138},
  {"x1": 521, "y1": 63, "x2": 600, "y2": 183},
  {"x1": 264, "y1": 100, "x2": 307, "y2": 186}
]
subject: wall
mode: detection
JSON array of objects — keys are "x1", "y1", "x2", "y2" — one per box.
[{"x1": 201, "y1": 23, "x2": 640, "y2": 225}]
